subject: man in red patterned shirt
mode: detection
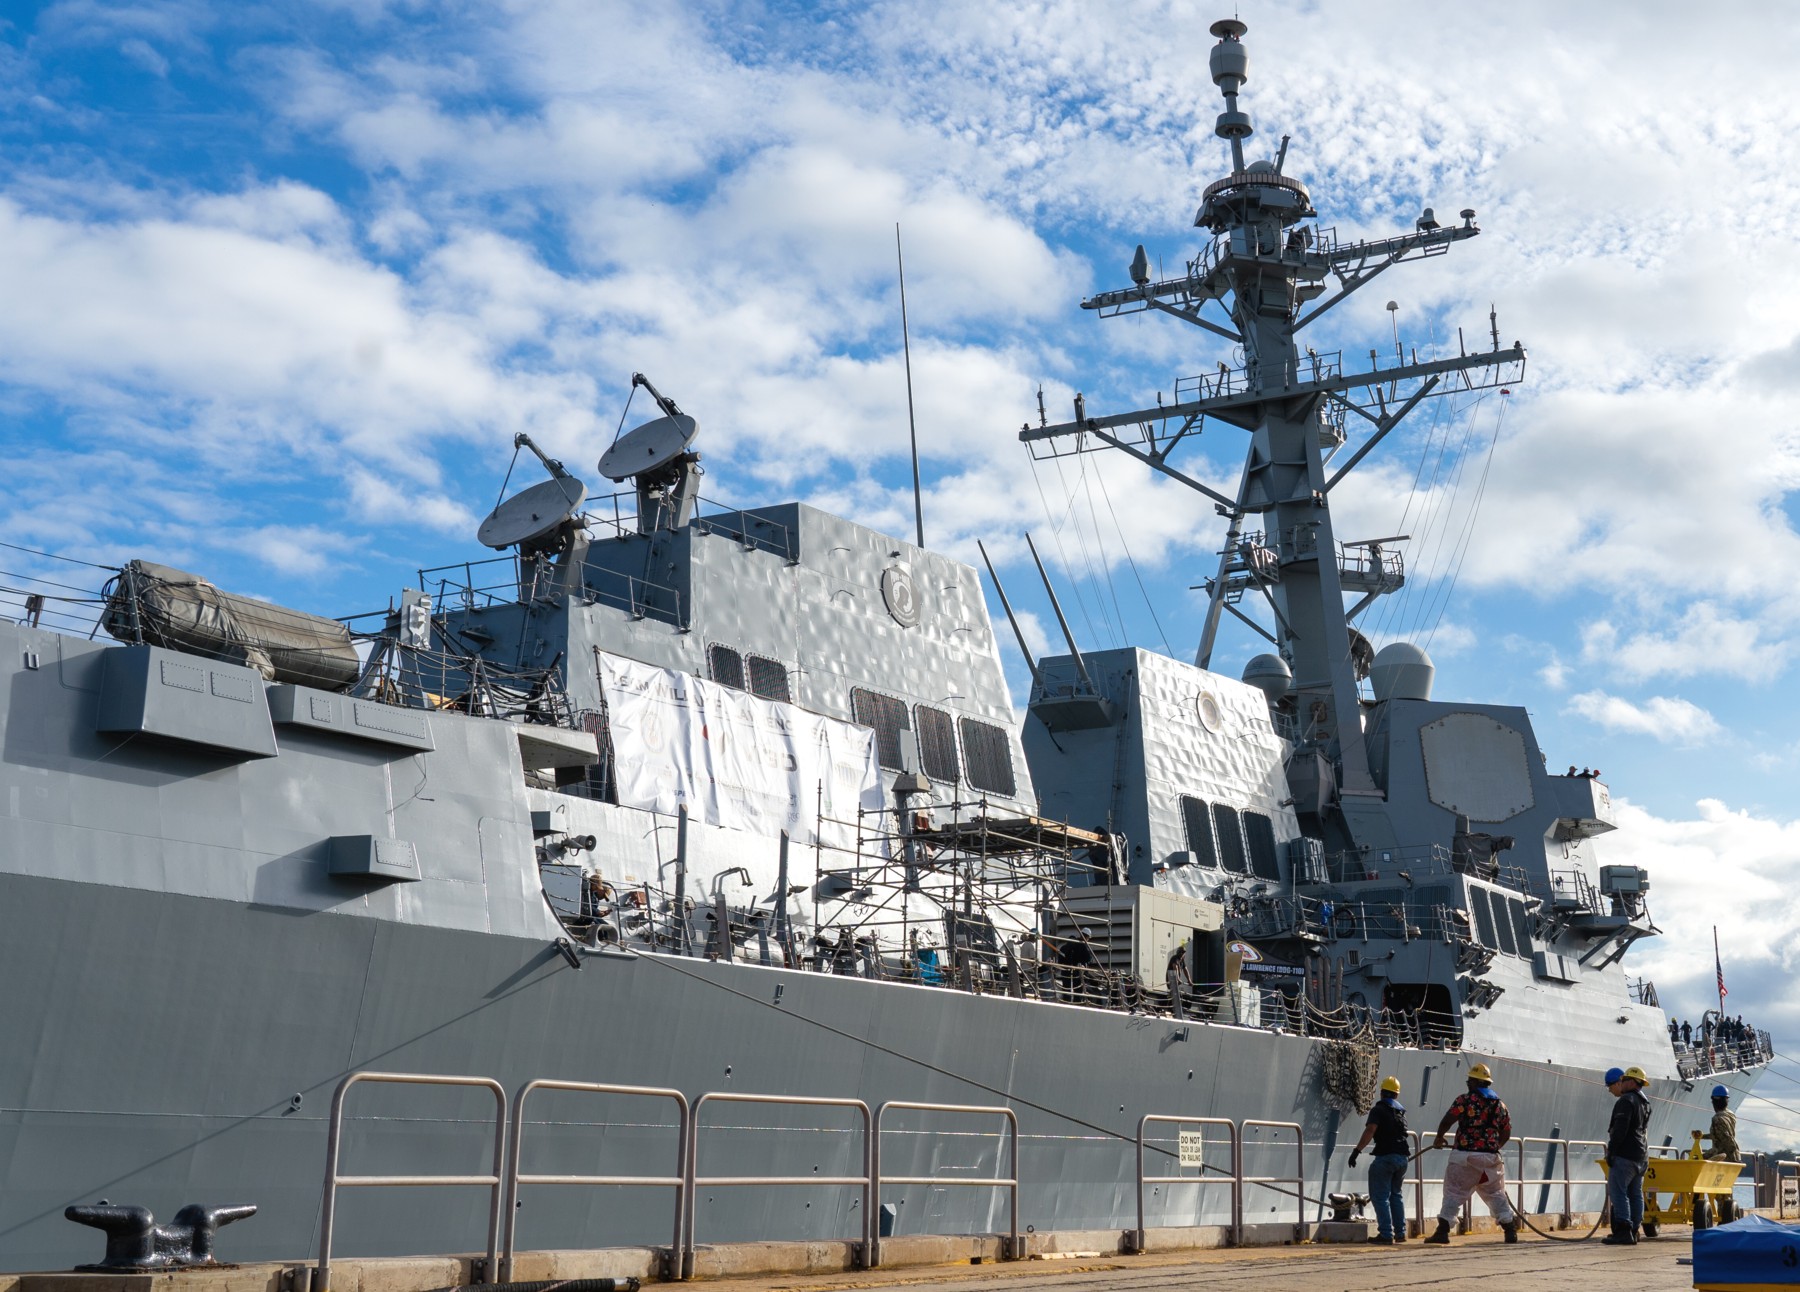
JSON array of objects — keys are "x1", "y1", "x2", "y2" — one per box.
[{"x1": 1423, "y1": 1062, "x2": 1520, "y2": 1244}]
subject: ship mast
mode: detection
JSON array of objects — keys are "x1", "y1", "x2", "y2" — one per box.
[{"x1": 1021, "y1": 18, "x2": 1526, "y2": 845}]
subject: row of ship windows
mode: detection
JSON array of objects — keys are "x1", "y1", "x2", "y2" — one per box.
[
  {"x1": 706, "y1": 645, "x2": 1016, "y2": 799},
  {"x1": 850, "y1": 687, "x2": 1016, "y2": 798},
  {"x1": 1179, "y1": 795, "x2": 1282, "y2": 880},
  {"x1": 708, "y1": 644, "x2": 792, "y2": 703},
  {"x1": 1469, "y1": 885, "x2": 1536, "y2": 958}
]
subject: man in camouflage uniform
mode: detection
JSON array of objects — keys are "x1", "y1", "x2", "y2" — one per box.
[
  {"x1": 1424, "y1": 1062, "x2": 1520, "y2": 1244},
  {"x1": 1704, "y1": 1084, "x2": 1740, "y2": 1161}
]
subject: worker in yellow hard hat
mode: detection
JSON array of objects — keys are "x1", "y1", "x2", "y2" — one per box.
[
  {"x1": 1347, "y1": 1075, "x2": 1410, "y2": 1243},
  {"x1": 1424, "y1": 1062, "x2": 1519, "y2": 1244},
  {"x1": 1601, "y1": 1064, "x2": 1652, "y2": 1245}
]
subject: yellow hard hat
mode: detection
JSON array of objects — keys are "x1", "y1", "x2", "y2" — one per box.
[
  {"x1": 1623, "y1": 1065, "x2": 1649, "y2": 1084},
  {"x1": 1380, "y1": 1075, "x2": 1401, "y2": 1094},
  {"x1": 1468, "y1": 1062, "x2": 1493, "y2": 1082}
]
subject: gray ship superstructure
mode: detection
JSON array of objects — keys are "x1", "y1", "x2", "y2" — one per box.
[{"x1": 0, "y1": 19, "x2": 1767, "y2": 1275}]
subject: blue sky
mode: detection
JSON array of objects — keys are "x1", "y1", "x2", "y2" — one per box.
[{"x1": 6, "y1": 1, "x2": 1800, "y2": 1140}]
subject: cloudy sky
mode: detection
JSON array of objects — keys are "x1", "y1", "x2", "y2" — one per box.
[{"x1": 5, "y1": 1, "x2": 1800, "y2": 1141}]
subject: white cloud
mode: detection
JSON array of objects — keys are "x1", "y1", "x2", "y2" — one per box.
[
  {"x1": 346, "y1": 469, "x2": 475, "y2": 537},
  {"x1": 1583, "y1": 608, "x2": 1790, "y2": 683},
  {"x1": 236, "y1": 524, "x2": 362, "y2": 578},
  {"x1": 0, "y1": 194, "x2": 604, "y2": 462},
  {"x1": 118, "y1": 37, "x2": 168, "y2": 77},
  {"x1": 1566, "y1": 691, "x2": 1721, "y2": 745}
]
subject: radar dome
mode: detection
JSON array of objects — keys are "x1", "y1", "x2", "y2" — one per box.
[
  {"x1": 1241, "y1": 653, "x2": 1292, "y2": 702},
  {"x1": 1370, "y1": 641, "x2": 1435, "y2": 702}
]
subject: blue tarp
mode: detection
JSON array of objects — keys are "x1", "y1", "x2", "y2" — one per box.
[{"x1": 1693, "y1": 1214, "x2": 1800, "y2": 1285}]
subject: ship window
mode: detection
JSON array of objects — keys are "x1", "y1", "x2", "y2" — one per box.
[
  {"x1": 1180, "y1": 796, "x2": 1219, "y2": 868},
  {"x1": 709, "y1": 644, "x2": 745, "y2": 691},
  {"x1": 1508, "y1": 898, "x2": 1534, "y2": 954},
  {"x1": 1211, "y1": 803, "x2": 1247, "y2": 873},
  {"x1": 1469, "y1": 888, "x2": 1498, "y2": 948},
  {"x1": 960, "y1": 718, "x2": 1016, "y2": 797},
  {"x1": 1487, "y1": 889, "x2": 1518, "y2": 956},
  {"x1": 746, "y1": 654, "x2": 791, "y2": 703},
  {"x1": 915, "y1": 705, "x2": 959, "y2": 784},
  {"x1": 851, "y1": 687, "x2": 911, "y2": 771},
  {"x1": 1244, "y1": 811, "x2": 1280, "y2": 880}
]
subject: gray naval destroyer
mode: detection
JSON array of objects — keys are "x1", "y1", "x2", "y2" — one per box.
[{"x1": 0, "y1": 18, "x2": 1768, "y2": 1274}]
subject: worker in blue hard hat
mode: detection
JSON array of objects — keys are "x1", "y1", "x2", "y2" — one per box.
[
  {"x1": 1348, "y1": 1075, "x2": 1409, "y2": 1244},
  {"x1": 1601, "y1": 1065, "x2": 1652, "y2": 1245},
  {"x1": 1704, "y1": 1085, "x2": 1740, "y2": 1162}
]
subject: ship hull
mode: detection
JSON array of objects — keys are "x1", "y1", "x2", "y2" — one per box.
[{"x1": 0, "y1": 870, "x2": 1755, "y2": 1272}]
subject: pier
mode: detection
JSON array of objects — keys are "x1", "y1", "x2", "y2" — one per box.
[{"x1": 1, "y1": 1229, "x2": 1705, "y2": 1292}]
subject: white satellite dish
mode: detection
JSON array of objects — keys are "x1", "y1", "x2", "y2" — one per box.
[{"x1": 599, "y1": 414, "x2": 698, "y2": 482}]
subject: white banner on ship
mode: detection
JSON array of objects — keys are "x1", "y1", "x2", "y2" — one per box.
[{"x1": 597, "y1": 653, "x2": 883, "y2": 851}]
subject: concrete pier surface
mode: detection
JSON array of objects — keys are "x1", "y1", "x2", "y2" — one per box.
[
  {"x1": 698, "y1": 1233, "x2": 1697, "y2": 1292},
  {"x1": 7, "y1": 1223, "x2": 1719, "y2": 1292}
]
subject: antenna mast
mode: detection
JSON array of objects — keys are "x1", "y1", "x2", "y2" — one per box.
[
  {"x1": 1017, "y1": 17, "x2": 1527, "y2": 851},
  {"x1": 897, "y1": 224, "x2": 925, "y2": 549}
]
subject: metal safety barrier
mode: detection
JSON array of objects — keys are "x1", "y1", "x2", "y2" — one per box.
[
  {"x1": 1506, "y1": 1135, "x2": 1612, "y2": 1225},
  {"x1": 1778, "y1": 1160, "x2": 1800, "y2": 1219},
  {"x1": 1397, "y1": 1131, "x2": 1613, "y2": 1236},
  {"x1": 683, "y1": 1092, "x2": 872, "y2": 1278},
  {"x1": 500, "y1": 1080, "x2": 690, "y2": 1280},
  {"x1": 870, "y1": 1101, "x2": 1020, "y2": 1266},
  {"x1": 1133, "y1": 1115, "x2": 1239, "y2": 1252},
  {"x1": 312, "y1": 1072, "x2": 508, "y2": 1292},
  {"x1": 1407, "y1": 1130, "x2": 1430, "y2": 1234},
  {"x1": 1239, "y1": 1119, "x2": 1306, "y2": 1240}
]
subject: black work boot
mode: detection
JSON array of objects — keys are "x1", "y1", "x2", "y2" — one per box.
[
  {"x1": 1424, "y1": 1218, "x2": 1452, "y2": 1244},
  {"x1": 1502, "y1": 1219, "x2": 1519, "y2": 1243},
  {"x1": 1600, "y1": 1222, "x2": 1636, "y2": 1246}
]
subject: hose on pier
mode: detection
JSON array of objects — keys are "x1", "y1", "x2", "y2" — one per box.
[{"x1": 423, "y1": 1281, "x2": 640, "y2": 1292}]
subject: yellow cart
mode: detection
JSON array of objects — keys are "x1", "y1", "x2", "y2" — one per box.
[{"x1": 1602, "y1": 1132, "x2": 1743, "y2": 1236}]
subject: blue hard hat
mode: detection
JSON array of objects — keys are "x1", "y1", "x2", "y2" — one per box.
[
  {"x1": 1712, "y1": 1084, "x2": 1730, "y2": 1099},
  {"x1": 1603, "y1": 1067, "x2": 1625, "y2": 1085}
]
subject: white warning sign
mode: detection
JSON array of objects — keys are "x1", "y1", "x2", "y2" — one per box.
[{"x1": 1178, "y1": 1128, "x2": 1206, "y2": 1167}]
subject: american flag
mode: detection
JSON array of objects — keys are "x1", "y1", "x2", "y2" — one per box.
[{"x1": 1717, "y1": 946, "x2": 1729, "y2": 1001}]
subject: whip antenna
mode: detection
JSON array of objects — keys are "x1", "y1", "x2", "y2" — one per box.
[{"x1": 897, "y1": 223, "x2": 924, "y2": 548}]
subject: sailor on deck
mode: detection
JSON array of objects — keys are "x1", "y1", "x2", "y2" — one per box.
[{"x1": 1424, "y1": 1063, "x2": 1519, "y2": 1244}]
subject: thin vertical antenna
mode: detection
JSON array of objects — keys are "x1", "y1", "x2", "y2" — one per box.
[
  {"x1": 1024, "y1": 531, "x2": 1094, "y2": 693},
  {"x1": 977, "y1": 540, "x2": 1043, "y2": 687},
  {"x1": 897, "y1": 223, "x2": 924, "y2": 549}
]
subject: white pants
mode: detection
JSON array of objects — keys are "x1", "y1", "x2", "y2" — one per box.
[{"x1": 1438, "y1": 1149, "x2": 1516, "y2": 1223}]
